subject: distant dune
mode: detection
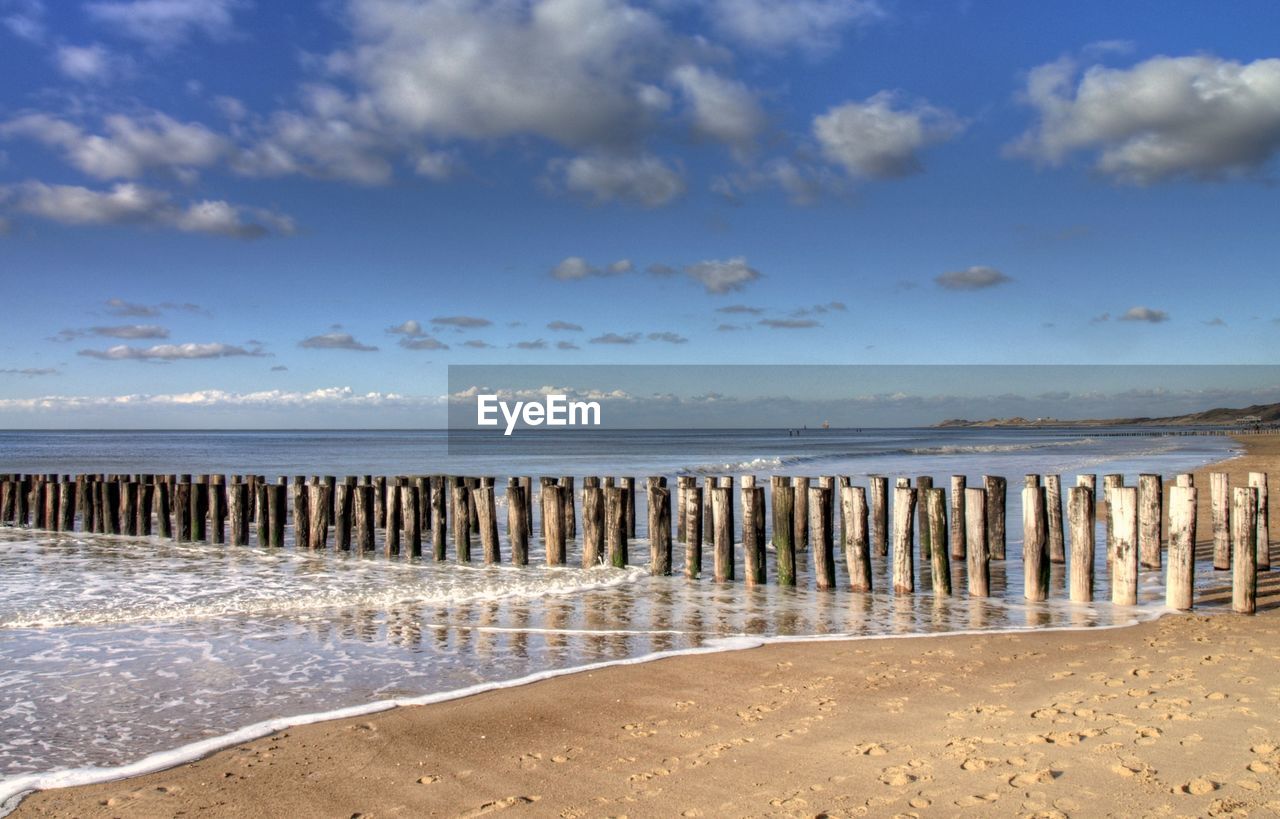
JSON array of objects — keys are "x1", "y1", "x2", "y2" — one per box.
[{"x1": 935, "y1": 401, "x2": 1280, "y2": 428}]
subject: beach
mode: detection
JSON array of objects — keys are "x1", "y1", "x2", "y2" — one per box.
[{"x1": 10, "y1": 434, "x2": 1278, "y2": 818}]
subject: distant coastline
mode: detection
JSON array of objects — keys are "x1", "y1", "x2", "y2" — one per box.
[{"x1": 935, "y1": 401, "x2": 1280, "y2": 428}]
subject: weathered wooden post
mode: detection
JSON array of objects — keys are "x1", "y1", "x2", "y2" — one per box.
[
  {"x1": 309, "y1": 480, "x2": 330, "y2": 550},
  {"x1": 870, "y1": 476, "x2": 889, "y2": 557},
  {"x1": 713, "y1": 485, "x2": 733, "y2": 581},
  {"x1": 793, "y1": 476, "x2": 810, "y2": 550},
  {"x1": 1069, "y1": 485, "x2": 1095, "y2": 603},
  {"x1": 542, "y1": 483, "x2": 566, "y2": 565},
  {"x1": 1111, "y1": 487, "x2": 1139, "y2": 606},
  {"x1": 290, "y1": 476, "x2": 308, "y2": 550},
  {"x1": 740, "y1": 482, "x2": 761, "y2": 584},
  {"x1": 606, "y1": 485, "x2": 627, "y2": 567},
  {"x1": 269, "y1": 479, "x2": 288, "y2": 548},
  {"x1": 156, "y1": 477, "x2": 172, "y2": 539},
  {"x1": 431, "y1": 477, "x2": 447, "y2": 561},
  {"x1": 137, "y1": 479, "x2": 153, "y2": 536},
  {"x1": 620, "y1": 476, "x2": 636, "y2": 538},
  {"x1": 685, "y1": 484, "x2": 703, "y2": 579},
  {"x1": 916, "y1": 475, "x2": 933, "y2": 559},
  {"x1": 965, "y1": 487, "x2": 989, "y2": 597},
  {"x1": 1023, "y1": 486, "x2": 1049, "y2": 602},
  {"x1": 843, "y1": 485, "x2": 871, "y2": 591},
  {"x1": 453, "y1": 485, "x2": 471, "y2": 562},
  {"x1": 1248, "y1": 472, "x2": 1269, "y2": 570},
  {"x1": 59, "y1": 478, "x2": 76, "y2": 533},
  {"x1": 1211, "y1": 472, "x2": 1230, "y2": 570},
  {"x1": 354, "y1": 482, "x2": 374, "y2": 552},
  {"x1": 474, "y1": 484, "x2": 500, "y2": 564},
  {"x1": 949, "y1": 475, "x2": 966, "y2": 560},
  {"x1": 1138, "y1": 474, "x2": 1162, "y2": 569},
  {"x1": 772, "y1": 479, "x2": 794, "y2": 586},
  {"x1": 192, "y1": 475, "x2": 209, "y2": 541},
  {"x1": 811, "y1": 485, "x2": 835, "y2": 590},
  {"x1": 927, "y1": 487, "x2": 951, "y2": 596},
  {"x1": 174, "y1": 478, "x2": 191, "y2": 541},
  {"x1": 228, "y1": 480, "x2": 248, "y2": 546},
  {"x1": 650, "y1": 486, "x2": 672, "y2": 576},
  {"x1": 1045, "y1": 474, "x2": 1065, "y2": 564},
  {"x1": 205, "y1": 475, "x2": 223, "y2": 544},
  {"x1": 580, "y1": 482, "x2": 601, "y2": 567},
  {"x1": 253, "y1": 479, "x2": 267, "y2": 546},
  {"x1": 892, "y1": 485, "x2": 916, "y2": 594},
  {"x1": 1103, "y1": 473, "x2": 1123, "y2": 562},
  {"x1": 414, "y1": 476, "x2": 429, "y2": 534},
  {"x1": 374, "y1": 475, "x2": 387, "y2": 528},
  {"x1": 120, "y1": 481, "x2": 137, "y2": 536},
  {"x1": 333, "y1": 478, "x2": 352, "y2": 551},
  {"x1": 1232, "y1": 486, "x2": 1258, "y2": 615},
  {"x1": 1167, "y1": 484, "x2": 1196, "y2": 611},
  {"x1": 984, "y1": 475, "x2": 1006, "y2": 560},
  {"x1": 560, "y1": 476, "x2": 576, "y2": 541},
  {"x1": 508, "y1": 481, "x2": 530, "y2": 565}
]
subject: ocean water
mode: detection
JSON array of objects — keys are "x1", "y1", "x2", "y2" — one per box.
[{"x1": 0, "y1": 428, "x2": 1245, "y2": 808}]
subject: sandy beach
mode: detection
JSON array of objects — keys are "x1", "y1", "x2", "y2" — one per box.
[{"x1": 13, "y1": 436, "x2": 1280, "y2": 818}]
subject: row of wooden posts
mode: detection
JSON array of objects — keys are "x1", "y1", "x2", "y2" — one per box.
[{"x1": 0, "y1": 469, "x2": 1269, "y2": 614}]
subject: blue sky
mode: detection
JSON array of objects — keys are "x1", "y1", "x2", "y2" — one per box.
[{"x1": 1, "y1": 0, "x2": 1279, "y2": 427}]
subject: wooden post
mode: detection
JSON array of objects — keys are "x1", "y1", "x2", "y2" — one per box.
[
  {"x1": 474, "y1": 484, "x2": 500, "y2": 564},
  {"x1": 508, "y1": 481, "x2": 530, "y2": 565},
  {"x1": 453, "y1": 485, "x2": 471, "y2": 562},
  {"x1": 713, "y1": 486, "x2": 733, "y2": 581},
  {"x1": 811, "y1": 486, "x2": 835, "y2": 590},
  {"x1": 685, "y1": 484, "x2": 703, "y2": 579},
  {"x1": 560, "y1": 476, "x2": 576, "y2": 541},
  {"x1": 253, "y1": 479, "x2": 268, "y2": 546},
  {"x1": 1167, "y1": 485, "x2": 1196, "y2": 610},
  {"x1": 403, "y1": 483, "x2": 423, "y2": 558},
  {"x1": 156, "y1": 477, "x2": 172, "y2": 539},
  {"x1": 374, "y1": 475, "x2": 387, "y2": 528},
  {"x1": 620, "y1": 477, "x2": 636, "y2": 539},
  {"x1": 965, "y1": 487, "x2": 989, "y2": 597},
  {"x1": 290, "y1": 477, "x2": 308, "y2": 550},
  {"x1": 137, "y1": 479, "x2": 153, "y2": 536},
  {"x1": 1232, "y1": 487, "x2": 1258, "y2": 614},
  {"x1": 228, "y1": 481, "x2": 248, "y2": 546},
  {"x1": 1069, "y1": 486, "x2": 1095, "y2": 603},
  {"x1": 269, "y1": 480, "x2": 287, "y2": 548},
  {"x1": 984, "y1": 475, "x2": 1006, "y2": 560},
  {"x1": 192, "y1": 475, "x2": 208, "y2": 542},
  {"x1": 173, "y1": 479, "x2": 190, "y2": 541},
  {"x1": 842, "y1": 485, "x2": 871, "y2": 592},
  {"x1": 606, "y1": 486, "x2": 626, "y2": 567},
  {"x1": 353, "y1": 482, "x2": 374, "y2": 552},
  {"x1": 543, "y1": 484, "x2": 566, "y2": 565},
  {"x1": 1176, "y1": 473, "x2": 1194, "y2": 488},
  {"x1": 927, "y1": 487, "x2": 951, "y2": 596},
  {"x1": 205, "y1": 475, "x2": 222, "y2": 544},
  {"x1": 870, "y1": 473, "x2": 890, "y2": 557},
  {"x1": 916, "y1": 475, "x2": 933, "y2": 559},
  {"x1": 740, "y1": 483, "x2": 761, "y2": 584},
  {"x1": 414, "y1": 476, "x2": 429, "y2": 534},
  {"x1": 57, "y1": 478, "x2": 75, "y2": 533},
  {"x1": 308, "y1": 481, "x2": 330, "y2": 550},
  {"x1": 334, "y1": 478, "x2": 353, "y2": 551},
  {"x1": 949, "y1": 475, "x2": 966, "y2": 560},
  {"x1": 1023, "y1": 486, "x2": 1049, "y2": 602},
  {"x1": 1248, "y1": 472, "x2": 1269, "y2": 570},
  {"x1": 772, "y1": 480, "x2": 795, "y2": 586},
  {"x1": 1138, "y1": 474, "x2": 1162, "y2": 569},
  {"x1": 1103, "y1": 473, "x2": 1123, "y2": 563},
  {"x1": 1211, "y1": 472, "x2": 1230, "y2": 570},
  {"x1": 1045, "y1": 474, "x2": 1065, "y2": 564},
  {"x1": 1111, "y1": 486, "x2": 1139, "y2": 606},
  {"x1": 120, "y1": 482, "x2": 137, "y2": 536},
  {"x1": 431, "y1": 476, "x2": 447, "y2": 561},
  {"x1": 793, "y1": 476, "x2": 810, "y2": 550},
  {"x1": 892, "y1": 485, "x2": 916, "y2": 594},
  {"x1": 650, "y1": 486, "x2": 672, "y2": 576},
  {"x1": 580, "y1": 483, "x2": 601, "y2": 567}
]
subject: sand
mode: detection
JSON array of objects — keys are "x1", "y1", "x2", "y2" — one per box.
[{"x1": 13, "y1": 435, "x2": 1280, "y2": 818}]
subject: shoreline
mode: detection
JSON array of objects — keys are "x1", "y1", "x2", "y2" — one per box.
[{"x1": 8, "y1": 435, "x2": 1279, "y2": 817}]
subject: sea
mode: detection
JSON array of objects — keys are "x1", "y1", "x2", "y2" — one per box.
[{"x1": 0, "y1": 427, "x2": 1246, "y2": 809}]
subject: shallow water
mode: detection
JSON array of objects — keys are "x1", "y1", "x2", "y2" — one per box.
[{"x1": 0, "y1": 428, "x2": 1245, "y2": 805}]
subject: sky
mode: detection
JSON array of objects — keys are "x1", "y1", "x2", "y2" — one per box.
[{"x1": 1, "y1": 0, "x2": 1279, "y2": 427}]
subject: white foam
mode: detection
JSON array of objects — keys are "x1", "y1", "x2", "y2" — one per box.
[{"x1": 0, "y1": 611, "x2": 1177, "y2": 816}]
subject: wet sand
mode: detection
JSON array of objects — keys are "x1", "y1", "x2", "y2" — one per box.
[{"x1": 14, "y1": 435, "x2": 1280, "y2": 818}]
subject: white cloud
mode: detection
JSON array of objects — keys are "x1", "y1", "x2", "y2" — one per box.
[
  {"x1": 2, "y1": 0, "x2": 45, "y2": 42},
  {"x1": 1, "y1": 181, "x2": 292, "y2": 238},
  {"x1": 670, "y1": 64, "x2": 765, "y2": 152},
  {"x1": 648, "y1": 331, "x2": 688, "y2": 343},
  {"x1": 53, "y1": 43, "x2": 132, "y2": 82},
  {"x1": 590, "y1": 331, "x2": 642, "y2": 344},
  {"x1": 554, "y1": 152, "x2": 685, "y2": 206},
  {"x1": 547, "y1": 320, "x2": 583, "y2": 331},
  {"x1": 339, "y1": 0, "x2": 670, "y2": 149},
  {"x1": 79, "y1": 341, "x2": 265, "y2": 360},
  {"x1": 298, "y1": 332, "x2": 379, "y2": 351},
  {"x1": 0, "y1": 386, "x2": 439, "y2": 412},
  {"x1": 1119, "y1": 306, "x2": 1170, "y2": 323},
  {"x1": 706, "y1": 0, "x2": 881, "y2": 52},
  {"x1": 935, "y1": 266, "x2": 1012, "y2": 291},
  {"x1": 1010, "y1": 54, "x2": 1280, "y2": 184},
  {"x1": 0, "y1": 112, "x2": 229, "y2": 180},
  {"x1": 760, "y1": 317, "x2": 819, "y2": 329},
  {"x1": 104, "y1": 298, "x2": 200, "y2": 317},
  {"x1": 83, "y1": 324, "x2": 169, "y2": 339},
  {"x1": 683, "y1": 256, "x2": 761, "y2": 294},
  {"x1": 85, "y1": 0, "x2": 244, "y2": 47},
  {"x1": 431, "y1": 315, "x2": 491, "y2": 328},
  {"x1": 550, "y1": 256, "x2": 632, "y2": 280},
  {"x1": 814, "y1": 91, "x2": 963, "y2": 179}
]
